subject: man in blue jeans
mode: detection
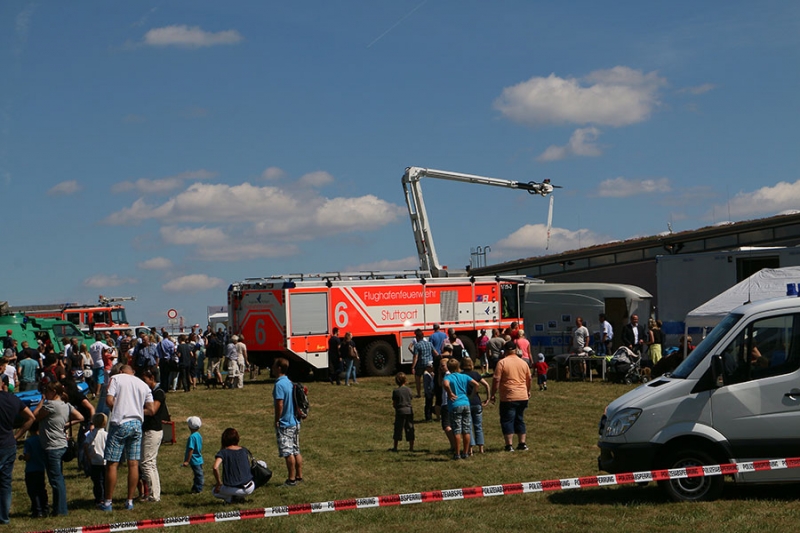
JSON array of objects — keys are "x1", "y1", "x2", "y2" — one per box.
[{"x1": 0, "y1": 373, "x2": 35, "y2": 524}]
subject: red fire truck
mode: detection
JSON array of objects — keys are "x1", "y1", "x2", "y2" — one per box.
[
  {"x1": 9, "y1": 295, "x2": 136, "y2": 334},
  {"x1": 228, "y1": 271, "x2": 534, "y2": 378}
]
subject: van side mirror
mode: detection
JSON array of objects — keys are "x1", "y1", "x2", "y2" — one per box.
[{"x1": 710, "y1": 354, "x2": 724, "y2": 387}]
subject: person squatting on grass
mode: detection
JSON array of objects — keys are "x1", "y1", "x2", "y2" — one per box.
[
  {"x1": 443, "y1": 358, "x2": 483, "y2": 460},
  {"x1": 389, "y1": 372, "x2": 414, "y2": 452},
  {"x1": 272, "y1": 358, "x2": 303, "y2": 487},
  {"x1": 182, "y1": 416, "x2": 204, "y2": 493},
  {"x1": 212, "y1": 427, "x2": 255, "y2": 504}
]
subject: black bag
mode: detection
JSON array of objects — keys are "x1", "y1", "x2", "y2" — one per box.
[
  {"x1": 62, "y1": 435, "x2": 77, "y2": 462},
  {"x1": 293, "y1": 382, "x2": 309, "y2": 420},
  {"x1": 248, "y1": 450, "x2": 272, "y2": 488}
]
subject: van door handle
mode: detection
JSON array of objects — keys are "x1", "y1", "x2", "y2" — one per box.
[{"x1": 785, "y1": 390, "x2": 800, "y2": 401}]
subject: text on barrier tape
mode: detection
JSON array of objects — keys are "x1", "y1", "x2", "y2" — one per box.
[{"x1": 32, "y1": 457, "x2": 800, "y2": 533}]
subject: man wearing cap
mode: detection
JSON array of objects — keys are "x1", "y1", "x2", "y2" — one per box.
[
  {"x1": 490, "y1": 341, "x2": 532, "y2": 452},
  {"x1": 100, "y1": 365, "x2": 156, "y2": 512}
]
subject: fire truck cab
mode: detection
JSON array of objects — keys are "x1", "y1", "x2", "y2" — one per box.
[{"x1": 228, "y1": 271, "x2": 536, "y2": 379}]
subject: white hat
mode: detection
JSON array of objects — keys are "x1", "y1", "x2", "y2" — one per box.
[
  {"x1": 186, "y1": 416, "x2": 202, "y2": 430},
  {"x1": 537, "y1": 353, "x2": 545, "y2": 363}
]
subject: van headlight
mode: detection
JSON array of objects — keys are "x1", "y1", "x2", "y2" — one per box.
[{"x1": 604, "y1": 408, "x2": 641, "y2": 437}]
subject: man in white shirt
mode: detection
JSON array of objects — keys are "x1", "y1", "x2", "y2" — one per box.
[
  {"x1": 89, "y1": 335, "x2": 107, "y2": 398},
  {"x1": 598, "y1": 313, "x2": 613, "y2": 356},
  {"x1": 100, "y1": 365, "x2": 155, "y2": 512}
]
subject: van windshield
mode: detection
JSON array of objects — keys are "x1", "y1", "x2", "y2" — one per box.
[{"x1": 671, "y1": 313, "x2": 743, "y2": 378}]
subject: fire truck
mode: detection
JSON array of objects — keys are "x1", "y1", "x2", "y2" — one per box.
[
  {"x1": 228, "y1": 271, "x2": 537, "y2": 378},
  {"x1": 9, "y1": 295, "x2": 136, "y2": 334},
  {"x1": 228, "y1": 166, "x2": 556, "y2": 378}
]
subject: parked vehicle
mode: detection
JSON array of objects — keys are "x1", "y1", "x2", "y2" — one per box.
[
  {"x1": 0, "y1": 302, "x2": 94, "y2": 355},
  {"x1": 598, "y1": 296, "x2": 800, "y2": 501},
  {"x1": 228, "y1": 272, "x2": 533, "y2": 379}
]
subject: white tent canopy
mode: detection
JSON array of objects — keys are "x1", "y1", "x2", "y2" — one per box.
[{"x1": 686, "y1": 266, "x2": 800, "y2": 330}]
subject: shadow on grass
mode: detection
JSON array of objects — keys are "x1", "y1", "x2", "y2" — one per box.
[{"x1": 548, "y1": 481, "x2": 800, "y2": 506}]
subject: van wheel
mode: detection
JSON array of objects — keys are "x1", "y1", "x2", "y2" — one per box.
[
  {"x1": 658, "y1": 449, "x2": 724, "y2": 502},
  {"x1": 364, "y1": 340, "x2": 396, "y2": 376}
]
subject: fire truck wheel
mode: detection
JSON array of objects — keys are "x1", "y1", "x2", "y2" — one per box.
[
  {"x1": 364, "y1": 340, "x2": 396, "y2": 376},
  {"x1": 458, "y1": 335, "x2": 477, "y2": 361}
]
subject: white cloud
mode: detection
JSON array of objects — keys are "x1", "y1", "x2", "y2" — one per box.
[
  {"x1": 112, "y1": 169, "x2": 216, "y2": 194},
  {"x1": 106, "y1": 176, "x2": 404, "y2": 261},
  {"x1": 493, "y1": 224, "x2": 609, "y2": 256},
  {"x1": 298, "y1": 171, "x2": 334, "y2": 187},
  {"x1": 494, "y1": 66, "x2": 666, "y2": 127},
  {"x1": 718, "y1": 179, "x2": 800, "y2": 219},
  {"x1": 261, "y1": 167, "x2": 285, "y2": 181},
  {"x1": 137, "y1": 257, "x2": 173, "y2": 270},
  {"x1": 195, "y1": 241, "x2": 299, "y2": 261},
  {"x1": 160, "y1": 226, "x2": 226, "y2": 246},
  {"x1": 537, "y1": 127, "x2": 603, "y2": 162},
  {"x1": 84, "y1": 274, "x2": 138, "y2": 288},
  {"x1": 162, "y1": 274, "x2": 225, "y2": 292},
  {"x1": 107, "y1": 182, "x2": 404, "y2": 236},
  {"x1": 143, "y1": 25, "x2": 243, "y2": 48},
  {"x1": 47, "y1": 180, "x2": 81, "y2": 196},
  {"x1": 597, "y1": 177, "x2": 672, "y2": 198},
  {"x1": 679, "y1": 83, "x2": 716, "y2": 95}
]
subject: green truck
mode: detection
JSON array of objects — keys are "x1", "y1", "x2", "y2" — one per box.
[{"x1": 0, "y1": 301, "x2": 94, "y2": 355}]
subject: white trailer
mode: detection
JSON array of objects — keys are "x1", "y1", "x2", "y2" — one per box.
[
  {"x1": 522, "y1": 282, "x2": 652, "y2": 357},
  {"x1": 656, "y1": 247, "x2": 800, "y2": 344}
]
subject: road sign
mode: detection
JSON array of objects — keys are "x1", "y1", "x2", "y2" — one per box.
[{"x1": 167, "y1": 308, "x2": 178, "y2": 319}]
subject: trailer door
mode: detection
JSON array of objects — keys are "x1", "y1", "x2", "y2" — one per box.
[{"x1": 289, "y1": 292, "x2": 329, "y2": 335}]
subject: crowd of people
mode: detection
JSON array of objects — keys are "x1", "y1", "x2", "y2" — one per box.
[
  {"x1": 0, "y1": 319, "x2": 559, "y2": 525},
  {"x1": 0, "y1": 324, "x2": 276, "y2": 526},
  {"x1": 386, "y1": 322, "x2": 538, "y2": 459}
]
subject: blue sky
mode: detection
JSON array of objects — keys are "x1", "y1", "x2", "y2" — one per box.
[{"x1": 2, "y1": 1, "x2": 799, "y2": 328}]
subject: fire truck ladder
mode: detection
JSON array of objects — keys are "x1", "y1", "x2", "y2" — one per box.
[{"x1": 401, "y1": 166, "x2": 559, "y2": 278}]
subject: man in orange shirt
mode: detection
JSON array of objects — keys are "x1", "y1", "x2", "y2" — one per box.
[{"x1": 490, "y1": 342, "x2": 532, "y2": 452}]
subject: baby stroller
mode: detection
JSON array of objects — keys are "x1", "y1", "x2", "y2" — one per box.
[{"x1": 607, "y1": 346, "x2": 648, "y2": 384}]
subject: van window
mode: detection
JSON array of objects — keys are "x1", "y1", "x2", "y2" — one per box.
[
  {"x1": 720, "y1": 313, "x2": 800, "y2": 385},
  {"x1": 672, "y1": 313, "x2": 742, "y2": 378}
]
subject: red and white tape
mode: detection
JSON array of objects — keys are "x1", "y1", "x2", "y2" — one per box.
[{"x1": 32, "y1": 457, "x2": 800, "y2": 533}]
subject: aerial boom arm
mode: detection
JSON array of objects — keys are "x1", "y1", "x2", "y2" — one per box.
[{"x1": 401, "y1": 166, "x2": 556, "y2": 277}]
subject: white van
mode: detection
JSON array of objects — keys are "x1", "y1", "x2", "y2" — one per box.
[{"x1": 598, "y1": 296, "x2": 800, "y2": 501}]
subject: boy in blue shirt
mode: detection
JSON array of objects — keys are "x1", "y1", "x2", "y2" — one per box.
[
  {"x1": 182, "y1": 416, "x2": 204, "y2": 493},
  {"x1": 443, "y1": 358, "x2": 483, "y2": 460}
]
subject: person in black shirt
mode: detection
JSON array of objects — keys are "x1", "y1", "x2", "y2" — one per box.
[
  {"x1": 212, "y1": 427, "x2": 254, "y2": 504},
  {"x1": 328, "y1": 328, "x2": 341, "y2": 385},
  {"x1": 140, "y1": 371, "x2": 168, "y2": 502}
]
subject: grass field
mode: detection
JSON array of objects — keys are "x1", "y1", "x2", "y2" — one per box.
[{"x1": 11, "y1": 373, "x2": 800, "y2": 533}]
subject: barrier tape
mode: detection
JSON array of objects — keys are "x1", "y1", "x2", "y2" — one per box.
[{"x1": 32, "y1": 457, "x2": 800, "y2": 533}]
